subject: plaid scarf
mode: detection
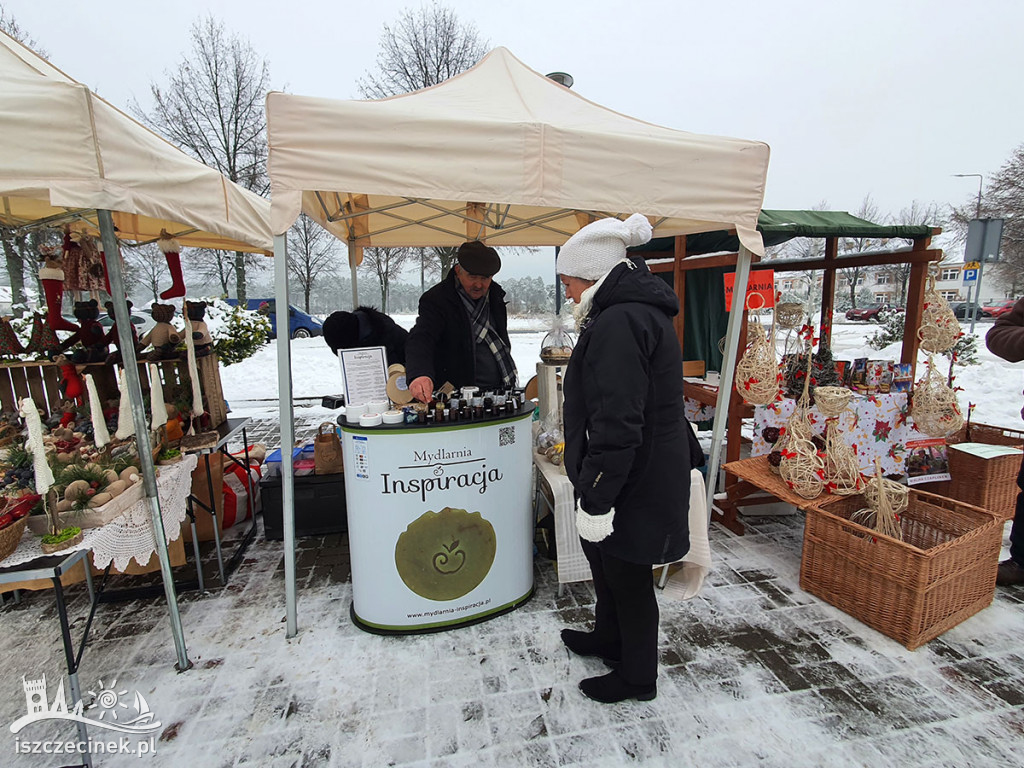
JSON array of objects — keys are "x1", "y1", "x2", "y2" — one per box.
[{"x1": 458, "y1": 287, "x2": 518, "y2": 388}]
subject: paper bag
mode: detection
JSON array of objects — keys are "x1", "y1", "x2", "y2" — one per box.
[{"x1": 314, "y1": 422, "x2": 344, "y2": 475}]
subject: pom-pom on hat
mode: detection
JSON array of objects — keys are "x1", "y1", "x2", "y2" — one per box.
[
  {"x1": 456, "y1": 241, "x2": 501, "y2": 276},
  {"x1": 556, "y1": 213, "x2": 653, "y2": 282}
]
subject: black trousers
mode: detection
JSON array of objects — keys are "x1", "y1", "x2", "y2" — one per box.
[
  {"x1": 1012, "y1": 453, "x2": 1024, "y2": 564},
  {"x1": 580, "y1": 539, "x2": 659, "y2": 687}
]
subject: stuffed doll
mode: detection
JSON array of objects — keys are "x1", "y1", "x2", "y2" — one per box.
[
  {"x1": 55, "y1": 354, "x2": 85, "y2": 407},
  {"x1": 62, "y1": 229, "x2": 108, "y2": 294},
  {"x1": 60, "y1": 299, "x2": 108, "y2": 363},
  {"x1": 184, "y1": 300, "x2": 214, "y2": 357},
  {"x1": 139, "y1": 303, "x2": 181, "y2": 361},
  {"x1": 104, "y1": 300, "x2": 142, "y2": 365}
]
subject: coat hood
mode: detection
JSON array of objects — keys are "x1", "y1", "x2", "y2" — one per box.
[{"x1": 578, "y1": 256, "x2": 679, "y2": 326}]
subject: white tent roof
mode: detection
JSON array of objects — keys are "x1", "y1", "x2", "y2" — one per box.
[
  {"x1": 0, "y1": 31, "x2": 272, "y2": 252},
  {"x1": 267, "y1": 47, "x2": 769, "y2": 254}
]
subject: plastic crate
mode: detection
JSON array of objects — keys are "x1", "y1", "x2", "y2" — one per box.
[
  {"x1": 261, "y1": 472, "x2": 347, "y2": 541},
  {"x1": 802, "y1": 488, "x2": 1002, "y2": 650}
]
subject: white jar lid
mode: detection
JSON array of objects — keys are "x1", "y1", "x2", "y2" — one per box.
[
  {"x1": 382, "y1": 410, "x2": 404, "y2": 424},
  {"x1": 359, "y1": 412, "x2": 383, "y2": 427},
  {"x1": 345, "y1": 404, "x2": 366, "y2": 423},
  {"x1": 368, "y1": 400, "x2": 390, "y2": 414}
]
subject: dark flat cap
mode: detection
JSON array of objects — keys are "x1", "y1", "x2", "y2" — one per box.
[{"x1": 457, "y1": 241, "x2": 501, "y2": 276}]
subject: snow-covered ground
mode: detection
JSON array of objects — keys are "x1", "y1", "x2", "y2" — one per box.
[{"x1": 220, "y1": 316, "x2": 1024, "y2": 432}]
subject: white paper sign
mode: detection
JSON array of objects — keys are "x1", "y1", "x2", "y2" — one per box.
[{"x1": 338, "y1": 346, "x2": 388, "y2": 406}]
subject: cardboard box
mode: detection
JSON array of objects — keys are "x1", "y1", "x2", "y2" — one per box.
[{"x1": 183, "y1": 456, "x2": 224, "y2": 543}]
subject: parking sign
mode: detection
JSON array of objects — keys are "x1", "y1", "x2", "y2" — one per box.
[{"x1": 963, "y1": 268, "x2": 978, "y2": 284}]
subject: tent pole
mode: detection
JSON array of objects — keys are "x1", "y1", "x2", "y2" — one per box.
[
  {"x1": 97, "y1": 210, "x2": 192, "y2": 671},
  {"x1": 274, "y1": 234, "x2": 298, "y2": 637},
  {"x1": 348, "y1": 240, "x2": 359, "y2": 310},
  {"x1": 704, "y1": 244, "x2": 753, "y2": 522}
]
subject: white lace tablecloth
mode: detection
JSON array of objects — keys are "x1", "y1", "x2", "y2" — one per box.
[{"x1": 2, "y1": 453, "x2": 199, "y2": 572}]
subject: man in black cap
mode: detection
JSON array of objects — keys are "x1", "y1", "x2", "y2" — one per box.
[{"x1": 406, "y1": 241, "x2": 517, "y2": 401}]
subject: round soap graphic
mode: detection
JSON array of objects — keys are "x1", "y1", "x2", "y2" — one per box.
[{"x1": 394, "y1": 507, "x2": 496, "y2": 601}]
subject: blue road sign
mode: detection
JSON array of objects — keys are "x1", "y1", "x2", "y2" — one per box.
[{"x1": 963, "y1": 268, "x2": 978, "y2": 283}]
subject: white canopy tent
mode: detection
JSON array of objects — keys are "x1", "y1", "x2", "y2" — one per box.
[
  {"x1": 0, "y1": 30, "x2": 273, "y2": 672},
  {"x1": 267, "y1": 47, "x2": 770, "y2": 636}
]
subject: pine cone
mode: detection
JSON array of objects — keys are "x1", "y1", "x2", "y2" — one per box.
[
  {"x1": 767, "y1": 450, "x2": 783, "y2": 468},
  {"x1": 762, "y1": 426, "x2": 781, "y2": 445}
]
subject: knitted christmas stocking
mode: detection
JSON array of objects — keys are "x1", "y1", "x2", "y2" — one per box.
[
  {"x1": 158, "y1": 232, "x2": 186, "y2": 300},
  {"x1": 40, "y1": 274, "x2": 79, "y2": 332},
  {"x1": 0, "y1": 318, "x2": 24, "y2": 357}
]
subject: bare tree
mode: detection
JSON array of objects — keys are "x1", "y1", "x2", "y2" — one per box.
[
  {"x1": 358, "y1": 2, "x2": 488, "y2": 99},
  {"x1": 981, "y1": 144, "x2": 1024, "y2": 296},
  {"x1": 362, "y1": 247, "x2": 414, "y2": 312},
  {"x1": 838, "y1": 195, "x2": 890, "y2": 309},
  {"x1": 131, "y1": 15, "x2": 272, "y2": 304},
  {"x1": 891, "y1": 200, "x2": 946, "y2": 305},
  {"x1": 125, "y1": 244, "x2": 170, "y2": 303},
  {"x1": 287, "y1": 214, "x2": 338, "y2": 312},
  {"x1": 0, "y1": 6, "x2": 47, "y2": 313}
]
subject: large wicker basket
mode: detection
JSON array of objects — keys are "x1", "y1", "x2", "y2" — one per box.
[
  {"x1": 0, "y1": 516, "x2": 28, "y2": 564},
  {"x1": 943, "y1": 422, "x2": 1022, "y2": 520},
  {"x1": 802, "y1": 488, "x2": 1002, "y2": 650}
]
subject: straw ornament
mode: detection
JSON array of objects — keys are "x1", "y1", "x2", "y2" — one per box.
[
  {"x1": 735, "y1": 317, "x2": 780, "y2": 405},
  {"x1": 851, "y1": 459, "x2": 906, "y2": 540},
  {"x1": 775, "y1": 302, "x2": 805, "y2": 330},
  {"x1": 815, "y1": 388, "x2": 860, "y2": 495},
  {"x1": 911, "y1": 355, "x2": 964, "y2": 437},
  {"x1": 918, "y1": 272, "x2": 961, "y2": 354},
  {"x1": 779, "y1": 335, "x2": 825, "y2": 499}
]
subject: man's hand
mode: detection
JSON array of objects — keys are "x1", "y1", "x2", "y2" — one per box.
[{"x1": 409, "y1": 376, "x2": 434, "y2": 403}]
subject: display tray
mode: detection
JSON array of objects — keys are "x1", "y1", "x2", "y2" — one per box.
[
  {"x1": 261, "y1": 472, "x2": 346, "y2": 540},
  {"x1": 337, "y1": 402, "x2": 535, "y2": 432}
]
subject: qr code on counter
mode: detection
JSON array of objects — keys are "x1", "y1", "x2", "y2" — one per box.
[{"x1": 499, "y1": 426, "x2": 515, "y2": 447}]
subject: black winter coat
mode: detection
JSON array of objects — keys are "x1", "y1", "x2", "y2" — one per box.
[
  {"x1": 405, "y1": 270, "x2": 510, "y2": 390},
  {"x1": 358, "y1": 306, "x2": 409, "y2": 366},
  {"x1": 563, "y1": 257, "x2": 704, "y2": 565}
]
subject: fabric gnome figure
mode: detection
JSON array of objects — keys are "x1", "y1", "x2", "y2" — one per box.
[
  {"x1": 38, "y1": 244, "x2": 78, "y2": 332},
  {"x1": 140, "y1": 303, "x2": 181, "y2": 361},
  {"x1": 157, "y1": 230, "x2": 186, "y2": 300}
]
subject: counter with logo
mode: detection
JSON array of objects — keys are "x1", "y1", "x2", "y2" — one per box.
[{"x1": 340, "y1": 405, "x2": 534, "y2": 633}]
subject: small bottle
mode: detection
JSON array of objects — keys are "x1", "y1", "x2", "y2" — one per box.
[
  {"x1": 473, "y1": 397, "x2": 484, "y2": 420},
  {"x1": 417, "y1": 409, "x2": 427, "y2": 424},
  {"x1": 450, "y1": 407, "x2": 459, "y2": 422},
  {"x1": 462, "y1": 404, "x2": 472, "y2": 421},
  {"x1": 483, "y1": 397, "x2": 494, "y2": 418},
  {"x1": 435, "y1": 402, "x2": 445, "y2": 422}
]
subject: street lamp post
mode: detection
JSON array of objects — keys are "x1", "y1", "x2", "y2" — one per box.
[{"x1": 953, "y1": 173, "x2": 984, "y2": 326}]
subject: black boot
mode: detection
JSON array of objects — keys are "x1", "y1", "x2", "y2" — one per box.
[
  {"x1": 561, "y1": 629, "x2": 620, "y2": 667},
  {"x1": 579, "y1": 670, "x2": 656, "y2": 704},
  {"x1": 997, "y1": 558, "x2": 1024, "y2": 586}
]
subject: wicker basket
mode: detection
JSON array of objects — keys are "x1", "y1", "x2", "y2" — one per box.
[
  {"x1": 0, "y1": 516, "x2": 27, "y2": 563},
  {"x1": 802, "y1": 488, "x2": 1002, "y2": 650},
  {"x1": 945, "y1": 422, "x2": 1023, "y2": 520}
]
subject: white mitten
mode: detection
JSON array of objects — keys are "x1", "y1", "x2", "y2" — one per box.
[{"x1": 575, "y1": 500, "x2": 615, "y2": 543}]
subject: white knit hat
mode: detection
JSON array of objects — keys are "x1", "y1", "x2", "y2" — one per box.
[{"x1": 556, "y1": 213, "x2": 653, "y2": 281}]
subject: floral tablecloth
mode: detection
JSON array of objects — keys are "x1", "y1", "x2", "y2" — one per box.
[{"x1": 753, "y1": 393, "x2": 929, "y2": 477}]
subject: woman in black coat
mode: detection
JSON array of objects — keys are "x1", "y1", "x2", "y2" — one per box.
[
  {"x1": 322, "y1": 306, "x2": 409, "y2": 366},
  {"x1": 557, "y1": 213, "x2": 703, "y2": 703}
]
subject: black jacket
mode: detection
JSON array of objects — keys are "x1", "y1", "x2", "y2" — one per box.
[
  {"x1": 563, "y1": 257, "x2": 704, "y2": 565},
  {"x1": 405, "y1": 270, "x2": 510, "y2": 390},
  {"x1": 360, "y1": 306, "x2": 409, "y2": 366}
]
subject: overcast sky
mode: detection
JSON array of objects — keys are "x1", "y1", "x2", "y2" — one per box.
[{"x1": 4, "y1": 0, "x2": 1021, "y2": 281}]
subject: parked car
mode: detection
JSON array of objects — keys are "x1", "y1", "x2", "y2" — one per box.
[
  {"x1": 948, "y1": 301, "x2": 971, "y2": 320},
  {"x1": 981, "y1": 299, "x2": 1018, "y2": 319},
  {"x1": 224, "y1": 298, "x2": 323, "y2": 339},
  {"x1": 844, "y1": 304, "x2": 903, "y2": 322}
]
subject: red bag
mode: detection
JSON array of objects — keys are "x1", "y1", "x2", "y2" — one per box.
[{"x1": 223, "y1": 461, "x2": 261, "y2": 529}]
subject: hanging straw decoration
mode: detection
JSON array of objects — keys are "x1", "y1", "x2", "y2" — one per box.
[
  {"x1": 84, "y1": 373, "x2": 110, "y2": 448},
  {"x1": 183, "y1": 309, "x2": 204, "y2": 430},
  {"x1": 911, "y1": 354, "x2": 964, "y2": 437},
  {"x1": 779, "y1": 332, "x2": 825, "y2": 499},
  {"x1": 815, "y1": 386, "x2": 861, "y2": 495},
  {"x1": 851, "y1": 459, "x2": 907, "y2": 540},
  {"x1": 149, "y1": 363, "x2": 167, "y2": 432},
  {"x1": 918, "y1": 271, "x2": 961, "y2": 354},
  {"x1": 735, "y1": 316, "x2": 780, "y2": 405},
  {"x1": 774, "y1": 302, "x2": 805, "y2": 330}
]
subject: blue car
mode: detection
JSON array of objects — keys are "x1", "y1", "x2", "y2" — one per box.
[{"x1": 225, "y1": 299, "x2": 323, "y2": 339}]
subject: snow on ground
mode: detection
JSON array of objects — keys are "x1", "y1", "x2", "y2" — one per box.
[{"x1": 221, "y1": 316, "x2": 1024, "y2": 432}]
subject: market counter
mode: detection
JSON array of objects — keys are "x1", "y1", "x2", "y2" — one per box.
[{"x1": 340, "y1": 405, "x2": 534, "y2": 633}]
